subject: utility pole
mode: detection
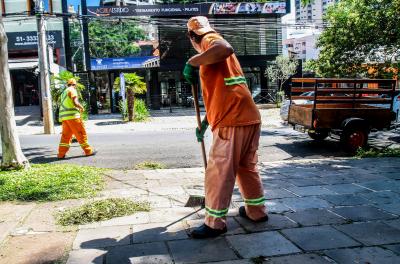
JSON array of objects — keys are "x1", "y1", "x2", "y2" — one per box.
[{"x1": 35, "y1": 0, "x2": 54, "y2": 134}]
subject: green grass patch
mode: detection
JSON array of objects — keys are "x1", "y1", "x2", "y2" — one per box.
[
  {"x1": 355, "y1": 147, "x2": 400, "y2": 158},
  {"x1": 0, "y1": 164, "x2": 105, "y2": 201},
  {"x1": 134, "y1": 161, "x2": 166, "y2": 170},
  {"x1": 56, "y1": 198, "x2": 150, "y2": 226}
]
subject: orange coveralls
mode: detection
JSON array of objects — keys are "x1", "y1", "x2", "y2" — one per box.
[
  {"x1": 57, "y1": 87, "x2": 93, "y2": 158},
  {"x1": 199, "y1": 33, "x2": 267, "y2": 229}
]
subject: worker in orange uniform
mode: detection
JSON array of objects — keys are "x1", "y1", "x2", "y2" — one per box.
[
  {"x1": 183, "y1": 16, "x2": 268, "y2": 239},
  {"x1": 57, "y1": 79, "x2": 95, "y2": 159}
]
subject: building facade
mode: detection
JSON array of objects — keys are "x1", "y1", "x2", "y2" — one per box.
[
  {"x1": 1, "y1": 0, "x2": 66, "y2": 107},
  {"x1": 295, "y1": 0, "x2": 338, "y2": 23},
  {"x1": 283, "y1": 32, "x2": 320, "y2": 62},
  {"x1": 83, "y1": 1, "x2": 289, "y2": 112}
]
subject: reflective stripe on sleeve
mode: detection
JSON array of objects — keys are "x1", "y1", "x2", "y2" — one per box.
[{"x1": 224, "y1": 76, "x2": 247, "y2": 86}]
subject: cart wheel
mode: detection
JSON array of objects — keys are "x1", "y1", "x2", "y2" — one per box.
[
  {"x1": 308, "y1": 130, "x2": 329, "y2": 141},
  {"x1": 341, "y1": 128, "x2": 368, "y2": 153}
]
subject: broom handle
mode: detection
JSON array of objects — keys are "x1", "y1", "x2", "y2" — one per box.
[{"x1": 192, "y1": 84, "x2": 208, "y2": 169}]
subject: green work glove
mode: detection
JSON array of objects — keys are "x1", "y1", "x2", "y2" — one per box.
[
  {"x1": 183, "y1": 62, "x2": 197, "y2": 85},
  {"x1": 195, "y1": 119, "x2": 209, "y2": 142}
]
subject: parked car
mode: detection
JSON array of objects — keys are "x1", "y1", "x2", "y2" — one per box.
[{"x1": 186, "y1": 96, "x2": 204, "y2": 107}]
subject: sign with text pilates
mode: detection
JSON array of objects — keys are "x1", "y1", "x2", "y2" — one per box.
[{"x1": 87, "y1": 1, "x2": 290, "y2": 17}]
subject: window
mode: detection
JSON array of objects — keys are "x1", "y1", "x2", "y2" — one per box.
[{"x1": 2, "y1": 0, "x2": 56, "y2": 15}]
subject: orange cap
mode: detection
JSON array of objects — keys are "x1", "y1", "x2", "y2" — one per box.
[
  {"x1": 187, "y1": 16, "x2": 215, "y2": 35},
  {"x1": 67, "y1": 78, "x2": 77, "y2": 86}
]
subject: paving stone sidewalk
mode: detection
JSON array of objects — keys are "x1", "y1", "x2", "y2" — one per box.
[{"x1": 65, "y1": 157, "x2": 400, "y2": 264}]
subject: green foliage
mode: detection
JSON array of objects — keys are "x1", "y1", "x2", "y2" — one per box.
[
  {"x1": 0, "y1": 164, "x2": 105, "y2": 201},
  {"x1": 50, "y1": 71, "x2": 85, "y2": 107},
  {"x1": 313, "y1": 0, "x2": 400, "y2": 78},
  {"x1": 114, "y1": 73, "x2": 147, "y2": 94},
  {"x1": 356, "y1": 147, "x2": 400, "y2": 158},
  {"x1": 89, "y1": 20, "x2": 147, "y2": 58},
  {"x1": 134, "y1": 99, "x2": 150, "y2": 122},
  {"x1": 56, "y1": 198, "x2": 150, "y2": 226},
  {"x1": 266, "y1": 55, "x2": 298, "y2": 86},
  {"x1": 134, "y1": 161, "x2": 166, "y2": 170},
  {"x1": 118, "y1": 100, "x2": 128, "y2": 121}
]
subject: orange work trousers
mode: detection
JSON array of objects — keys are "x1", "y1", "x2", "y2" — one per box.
[
  {"x1": 205, "y1": 124, "x2": 267, "y2": 229},
  {"x1": 58, "y1": 118, "x2": 93, "y2": 158}
]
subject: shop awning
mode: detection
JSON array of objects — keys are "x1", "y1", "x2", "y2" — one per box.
[{"x1": 8, "y1": 59, "x2": 38, "y2": 70}]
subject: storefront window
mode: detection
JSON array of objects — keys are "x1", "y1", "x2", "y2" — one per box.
[{"x1": 94, "y1": 72, "x2": 112, "y2": 114}]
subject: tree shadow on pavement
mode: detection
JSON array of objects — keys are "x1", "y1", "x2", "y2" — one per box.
[{"x1": 78, "y1": 223, "x2": 191, "y2": 263}]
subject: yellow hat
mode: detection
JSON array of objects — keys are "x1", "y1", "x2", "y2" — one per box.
[
  {"x1": 67, "y1": 78, "x2": 77, "y2": 86},
  {"x1": 187, "y1": 16, "x2": 215, "y2": 35}
]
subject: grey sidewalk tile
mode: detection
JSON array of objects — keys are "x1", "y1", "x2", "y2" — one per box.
[
  {"x1": 324, "y1": 183, "x2": 371, "y2": 195},
  {"x1": 383, "y1": 219, "x2": 400, "y2": 230},
  {"x1": 373, "y1": 203, "x2": 400, "y2": 215},
  {"x1": 234, "y1": 213, "x2": 298, "y2": 232},
  {"x1": 285, "y1": 178, "x2": 326, "y2": 187},
  {"x1": 262, "y1": 179, "x2": 294, "y2": 189},
  {"x1": 73, "y1": 225, "x2": 131, "y2": 249},
  {"x1": 131, "y1": 222, "x2": 188, "y2": 243},
  {"x1": 324, "y1": 247, "x2": 400, "y2": 264},
  {"x1": 264, "y1": 188, "x2": 298, "y2": 199},
  {"x1": 361, "y1": 191, "x2": 400, "y2": 205},
  {"x1": 331, "y1": 206, "x2": 396, "y2": 222},
  {"x1": 384, "y1": 244, "x2": 400, "y2": 255},
  {"x1": 202, "y1": 260, "x2": 252, "y2": 264},
  {"x1": 168, "y1": 238, "x2": 238, "y2": 263},
  {"x1": 285, "y1": 209, "x2": 347, "y2": 226},
  {"x1": 105, "y1": 242, "x2": 173, "y2": 264},
  {"x1": 320, "y1": 194, "x2": 370, "y2": 206},
  {"x1": 66, "y1": 249, "x2": 106, "y2": 264},
  {"x1": 286, "y1": 186, "x2": 337, "y2": 196},
  {"x1": 148, "y1": 208, "x2": 201, "y2": 223},
  {"x1": 264, "y1": 253, "x2": 333, "y2": 264},
  {"x1": 148, "y1": 186, "x2": 186, "y2": 196},
  {"x1": 280, "y1": 197, "x2": 332, "y2": 211},
  {"x1": 226, "y1": 231, "x2": 301, "y2": 258},
  {"x1": 80, "y1": 212, "x2": 150, "y2": 229},
  {"x1": 99, "y1": 188, "x2": 148, "y2": 198},
  {"x1": 335, "y1": 222, "x2": 400, "y2": 246},
  {"x1": 265, "y1": 200, "x2": 292, "y2": 213},
  {"x1": 317, "y1": 176, "x2": 355, "y2": 185},
  {"x1": 281, "y1": 226, "x2": 360, "y2": 251},
  {"x1": 357, "y1": 180, "x2": 400, "y2": 192}
]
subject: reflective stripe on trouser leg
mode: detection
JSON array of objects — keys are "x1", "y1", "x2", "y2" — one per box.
[
  {"x1": 236, "y1": 124, "x2": 267, "y2": 221},
  {"x1": 58, "y1": 120, "x2": 73, "y2": 158},
  {"x1": 68, "y1": 119, "x2": 93, "y2": 155}
]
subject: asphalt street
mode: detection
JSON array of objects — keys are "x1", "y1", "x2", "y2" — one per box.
[{"x1": 9, "y1": 126, "x2": 350, "y2": 169}]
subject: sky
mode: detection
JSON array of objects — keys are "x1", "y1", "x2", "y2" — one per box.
[{"x1": 68, "y1": 0, "x2": 101, "y2": 12}]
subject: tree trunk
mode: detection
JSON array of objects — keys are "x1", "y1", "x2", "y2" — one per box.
[
  {"x1": 127, "y1": 89, "x2": 135, "y2": 122},
  {"x1": 0, "y1": 17, "x2": 29, "y2": 170}
]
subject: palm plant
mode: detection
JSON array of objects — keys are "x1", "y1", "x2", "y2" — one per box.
[{"x1": 113, "y1": 73, "x2": 147, "y2": 122}]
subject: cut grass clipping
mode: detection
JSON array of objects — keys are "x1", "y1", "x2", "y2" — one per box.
[
  {"x1": 0, "y1": 164, "x2": 105, "y2": 201},
  {"x1": 56, "y1": 198, "x2": 150, "y2": 226},
  {"x1": 134, "y1": 161, "x2": 165, "y2": 170},
  {"x1": 356, "y1": 147, "x2": 400, "y2": 158}
]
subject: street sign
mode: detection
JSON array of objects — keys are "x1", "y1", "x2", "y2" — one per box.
[{"x1": 90, "y1": 56, "x2": 159, "y2": 71}]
